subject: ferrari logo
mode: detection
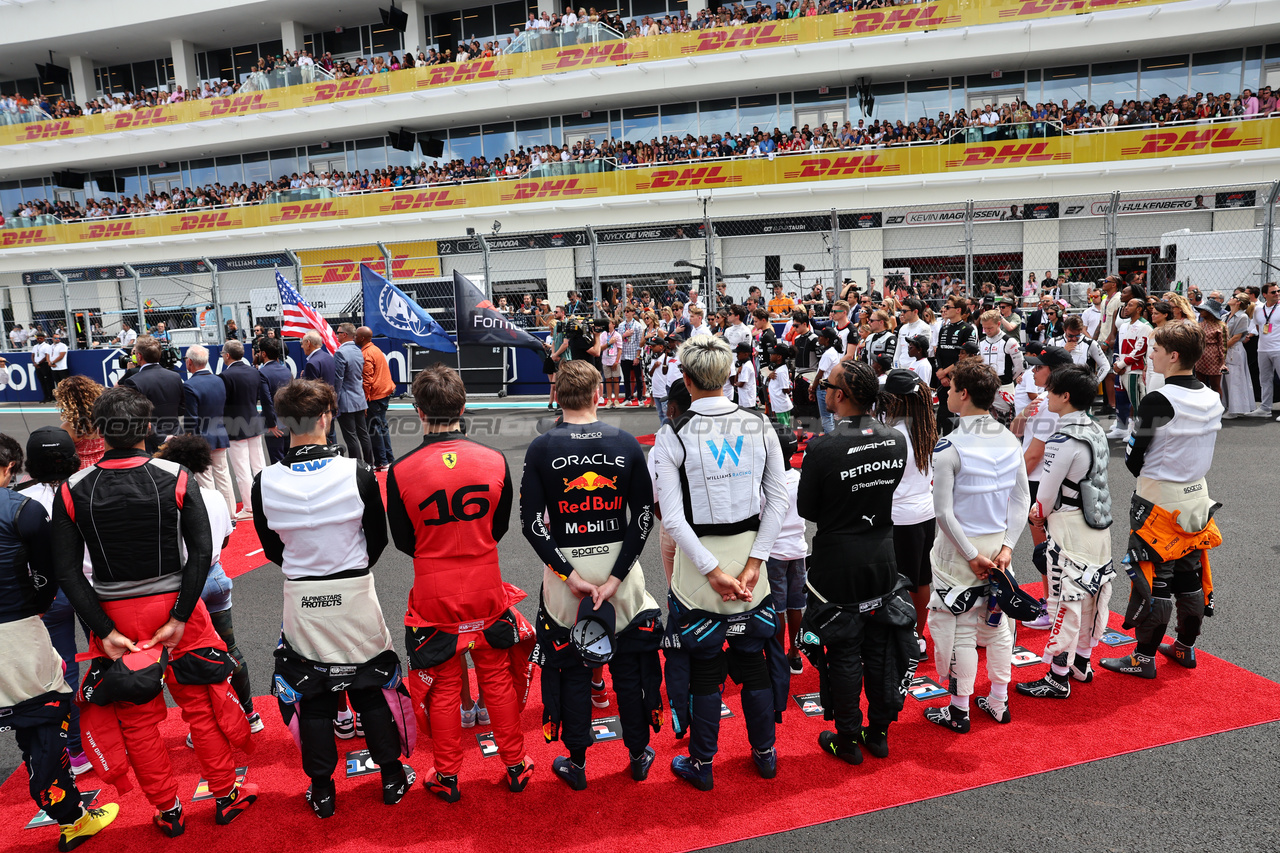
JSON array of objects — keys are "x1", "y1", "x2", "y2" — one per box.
[{"x1": 442, "y1": 452, "x2": 457, "y2": 469}]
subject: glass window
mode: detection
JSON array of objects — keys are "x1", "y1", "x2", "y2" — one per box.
[
  {"x1": 516, "y1": 117, "x2": 554, "y2": 151},
  {"x1": 186, "y1": 159, "x2": 215, "y2": 189},
  {"x1": 270, "y1": 149, "x2": 300, "y2": 181},
  {"x1": 354, "y1": 137, "x2": 388, "y2": 172},
  {"x1": 906, "y1": 78, "x2": 952, "y2": 123},
  {"x1": 370, "y1": 24, "x2": 403, "y2": 57},
  {"x1": 869, "y1": 82, "x2": 906, "y2": 124},
  {"x1": 103, "y1": 64, "x2": 133, "y2": 95},
  {"x1": 206, "y1": 48, "x2": 234, "y2": 82},
  {"x1": 1091, "y1": 60, "x2": 1138, "y2": 108},
  {"x1": 132, "y1": 60, "x2": 159, "y2": 92},
  {"x1": 430, "y1": 13, "x2": 456, "y2": 51},
  {"x1": 738, "y1": 94, "x2": 777, "y2": 136},
  {"x1": 1140, "y1": 55, "x2": 1189, "y2": 101},
  {"x1": 495, "y1": 1, "x2": 531, "y2": 37},
  {"x1": 1190, "y1": 49, "x2": 1242, "y2": 97},
  {"x1": 260, "y1": 40, "x2": 284, "y2": 61},
  {"x1": 387, "y1": 143, "x2": 415, "y2": 170},
  {"x1": 698, "y1": 99, "x2": 736, "y2": 137},
  {"x1": 621, "y1": 106, "x2": 659, "y2": 144},
  {"x1": 1244, "y1": 45, "x2": 1263, "y2": 92},
  {"x1": 233, "y1": 45, "x2": 258, "y2": 81},
  {"x1": 460, "y1": 8, "x2": 494, "y2": 41},
  {"x1": 324, "y1": 27, "x2": 364, "y2": 57},
  {"x1": 482, "y1": 122, "x2": 516, "y2": 159},
  {"x1": 661, "y1": 102, "x2": 698, "y2": 140},
  {"x1": 632, "y1": 0, "x2": 667, "y2": 15},
  {"x1": 242, "y1": 152, "x2": 271, "y2": 185},
  {"x1": 112, "y1": 168, "x2": 142, "y2": 199},
  {"x1": 215, "y1": 155, "x2": 243, "y2": 186},
  {"x1": 1042, "y1": 65, "x2": 1089, "y2": 108},
  {"x1": 0, "y1": 182, "x2": 21, "y2": 218},
  {"x1": 448, "y1": 125, "x2": 483, "y2": 163}
]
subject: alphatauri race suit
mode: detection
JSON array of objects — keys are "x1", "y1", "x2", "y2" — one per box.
[
  {"x1": 651, "y1": 397, "x2": 790, "y2": 765},
  {"x1": 521, "y1": 419, "x2": 662, "y2": 765},
  {"x1": 796, "y1": 415, "x2": 918, "y2": 743}
]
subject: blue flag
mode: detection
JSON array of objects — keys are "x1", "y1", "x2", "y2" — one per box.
[{"x1": 360, "y1": 264, "x2": 456, "y2": 352}]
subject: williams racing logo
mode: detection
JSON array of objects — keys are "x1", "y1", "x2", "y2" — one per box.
[
  {"x1": 562, "y1": 471, "x2": 618, "y2": 491},
  {"x1": 300, "y1": 594, "x2": 343, "y2": 608}
]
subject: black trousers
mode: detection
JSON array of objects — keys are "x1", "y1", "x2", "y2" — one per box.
[
  {"x1": 824, "y1": 621, "x2": 897, "y2": 737},
  {"x1": 620, "y1": 359, "x2": 644, "y2": 400},
  {"x1": 209, "y1": 607, "x2": 252, "y2": 713},
  {"x1": 16, "y1": 718, "x2": 82, "y2": 825},
  {"x1": 549, "y1": 653, "x2": 654, "y2": 759},
  {"x1": 35, "y1": 364, "x2": 55, "y2": 402},
  {"x1": 298, "y1": 687, "x2": 399, "y2": 783},
  {"x1": 336, "y1": 411, "x2": 372, "y2": 464}
]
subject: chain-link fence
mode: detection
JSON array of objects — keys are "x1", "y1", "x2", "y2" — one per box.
[{"x1": 5, "y1": 181, "x2": 1277, "y2": 354}]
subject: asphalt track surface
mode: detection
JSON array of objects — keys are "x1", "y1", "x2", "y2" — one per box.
[{"x1": 1, "y1": 400, "x2": 1277, "y2": 852}]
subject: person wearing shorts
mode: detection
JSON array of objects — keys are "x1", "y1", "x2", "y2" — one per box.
[
  {"x1": 599, "y1": 319, "x2": 623, "y2": 408},
  {"x1": 766, "y1": 428, "x2": 807, "y2": 674}
]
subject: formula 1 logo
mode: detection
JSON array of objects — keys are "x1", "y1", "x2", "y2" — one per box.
[
  {"x1": 208, "y1": 94, "x2": 277, "y2": 116},
  {"x1": 783, "y1": 155, "x2": 899, "y2": 179},
  {"x1": 81, "y1": 221, "x2": 146, "y2": 240},
  {"x1": 682, "y1": 24, "x2": 797, "y2": 53},
  {"x1": 175, "y1": 212, "x2": 237, "y2": 232},
  {"x1": 945, "y1": 143, "x2": 1067, "y2": 168},
  {"x1": 562, "y1": 471, "x2": 617, "y2": 491},
  {"x1": 500, "y1": 178, "x2": 596, "y2": 202},
  {"x1": 636, "y1": 166, "x2": 741, "y2": 190},
  {"x1": 307, "y1": 78, "x2": 389, "y2": 103},
  {"x1": 706, "y1": 437, "x2": 744, "y2": 468},
  {"x1": 834, "y1": 5, "x2": 957, "y2": 36},
  {"x1": 378, "y1": 190, "x2": 467, "y2": 213},
  {"x1": 419, "y1": 59, "x2": 514, "y2": 87},
  {"x1": 1121, "y1": 126, "x2": 1260, "y2": 156},
  {"x1": 106, "y1": 108, "x2": 174, "y2": 131},
  {"x1": 272, "y1": 202, "x2": 341, "y2": 222},
  {"x1": 20, "y1": 120, "x2": 79, "y2": 141},
  {"x1": 541, "y1": 43, "x2": 646, "y2": 71},
  {"x1": 2, "y1": 229, "x2": 56, "y2": 247}
]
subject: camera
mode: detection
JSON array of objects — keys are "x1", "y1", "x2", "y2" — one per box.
[
  {"x1": 562, "y1": 316, "x2": 592, "y2": 340},
  {"x1": 592, "y1": 317, "x2": 609, "y2": 331}
]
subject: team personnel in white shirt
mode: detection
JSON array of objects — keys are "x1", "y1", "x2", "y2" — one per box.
[
  {"x1": 978, "y1": 310, "x2": 1023, "y2": 391},
  {"x1": 731, "y1": 342, "x2": 758, "y2": 408},
  {"x1": 1245, "y1": 281, "x2": 1280, "y2": 419},
  {"x1": 1048, "y1": 315, "x2": 1111, "y2": 388},
  {"x1": 810, "y1": 327, "x2": 843, "y2": 434},
  {"x1": 893, "y1": 299, "x2": 931, "y2": 370}
]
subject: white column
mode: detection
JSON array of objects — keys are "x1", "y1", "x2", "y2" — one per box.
[
  {"x1": 170, "y1": 39, "x2": 199, "y2": 92},
  {"x1": 281, "y1": 20, "x2": 306, "y2": 53},
  {"x1": 402, "y1": 0, "x2": 426, "y2": 54},
  {"x1": 67, "y1": 56, "x2": 95, "y2": 105},
  {"x1": 537, "y1": 0, "x2": 558, "y2": 17},
  {"x1": 687, "y1": 0, "x2": 708, "y2": 14}
]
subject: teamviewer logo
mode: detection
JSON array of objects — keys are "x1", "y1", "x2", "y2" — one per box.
[{"x1": 705, "y1": 437, "x2": 744, "y2": 468}]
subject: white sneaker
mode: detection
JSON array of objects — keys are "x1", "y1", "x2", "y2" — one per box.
[
  {"x1": 461, "y1": 703, "x2": 477, "y2": 729},
  {"x1": 1023, "y1": 611, "x2": 1055, "y2": 630},
  {"x1": 1221, "y1": 412, "x2": 1238, "y2": 420},
  {"x1": 1244, "y1": 407, "x2": 1271, "y2": 418},
  {"x1": 1104, "y1": 425, "x2": 1128, "y2": 440}
]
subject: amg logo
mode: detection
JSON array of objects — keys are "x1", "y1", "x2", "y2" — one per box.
[
  {"x1": 568, "y1": 545, "x2": 612, "y2": 558},
  {"x1": 300, "y1": 594, "x2": 343, "y2": 608}
]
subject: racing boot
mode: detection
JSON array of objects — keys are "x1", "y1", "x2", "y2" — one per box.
[
  {"x1": 1158, "y1": 641, "x2": 1197, "y2": 669},
  {"x1": 1100, "y1": 652, "x2": 1157, "y2": 679}
]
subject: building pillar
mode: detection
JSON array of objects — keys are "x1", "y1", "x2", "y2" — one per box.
[
  {"x1": 687, "y1": 0, "x2": 708, "y2": 14},
  {"x1": 67, "y1": 56, "x2": 95, "y2": 105},
  {"x1": 281, "y1": 20, "x2": 306, "y2": 53},
  {"x1": 170, "y1": 39, "x2": 199, "y2": 93},
  {"x1": 402, "y1": 1, "x2": 427, "y2": 54}
]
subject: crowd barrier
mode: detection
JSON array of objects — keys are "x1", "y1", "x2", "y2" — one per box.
[
  {"x1": 4, "y1": 115, "x2": 1270, "y2": 252},
  {"x1": 0, "y1": 0, "x2": 1180, "y2": 147}
]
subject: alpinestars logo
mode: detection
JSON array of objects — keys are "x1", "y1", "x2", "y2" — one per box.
[{"x1": 300, "y1": 594, "x2": 343, "y2": 608}]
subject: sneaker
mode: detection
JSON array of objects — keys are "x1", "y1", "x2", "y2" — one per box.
[
  {"x1": 234, "y1": 508, "x2": 254, "y2": 520},
  {"x1": 59, "y1": 804, "x2": 119, "y2": 852},
  {"x1": 591, "y1": 680, "x2": 610, "y2": 709},
  {"x1": 916, "y1": 637, "x2": 928, "y2": 662},
  {"x1": 1221, "y1": 412, "x2": 1238, "y2": 420},
  {"x1": 1022, "y1": 610, "x2": 1055, "y2": 630},
  {"x1": 245, "y1": 712, "x2": 264, "y2": 733},
  {"x1": 1100, "y1": 652, "x2": 1157, "y2": 679},
  {"x1": 859, "y1": 727, "x2": 889, "y2": 759},
  {"x1": 1105, "y1": 424, "x2": 1129, "y2": 440},
  {"x1": 787, "y1": 652, "x2": 803, "y2": 675},
  {"x1": 460, "y1": 703, "x2": 477, "y2": 729},
  {"x1": 751, "y1": 746, "x2": 777, "y2": 779},
  {"x1": 68, "y1": 751, "x2": 92, "y2": 777},
  {"x1": 306, "y1": 779, "x2": 336, "y2": 819},
  {"x1": 214, "y1": 781, "x2": 259, "y2": 825},
  {"x1": 1070, "y1": 656, "x2": 1094, "y2": 683},
  {"x1": 1243, "y1": 407, "x2": 1271, "y2": 418},
  {"x1": 818, "y1": 731, "x2": 863, "y2": 765},
  {"x1": 629, "y1": 745, "x2": 656, "y2": 781},
  {"x1": 1158, "y1": 641, "x2": 1197, "y2": 669},
  {"x1": 552, "y1": 756, "x2": 588, "y2": 791},
  {"x1": 670, "y1": 755, "x2": 714, "y2": 791},
  {"x1": 423, "y1": 769, "x2": 461, "y2": 803},
  {"x1": 624, "y1": 399, "x2": 640, "y2": 407},
  {"x1": 381, "y1": 763, "x2": 416, "y2": 805},
  {"x1": 976, "y1": 695, "x2": 1011, "y2": 724},
  {"x1": 506, "y1": 756, "x2": 535, "y2": 793},
  {"x1": 547, "y1": 402, "x2": 556, "y2": 410},
  {"x1": 476, "y1": 704, "x2": 490, "y2": 726},
  {"x1": 1016, "y1": 673, "x2": 1071, "y2": 699},
  {"x1": 153, "y1": 800, "x2": 185, "y2": 838},
  {"x1": 923, "y1": 705, "x2": 970, "y2": 733},
  {"x1": 334, "y1": 711, "x2": 355, "y2": 739},
  {"x1": 353, "y1": 712, "x2": 364, "y2": 738}
]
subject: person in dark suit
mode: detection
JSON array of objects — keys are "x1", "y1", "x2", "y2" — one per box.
[
  {"x1": 183, "y1": 344, "x2": 235, "y2": 517},
  {"x1": 256, "y1": 336, "x2": 291, "y2": 464},
  {"x1": 121, "y1": 335, "x2": 185, "y2": 450},
  {"x1": 333, "y1": 323, "x2": 372, "y2": 464},
  {"x1": 300, "y1": 330, "x2": 337, "y2": 444},
  {"x1": 221, "y1": 339, "x2": 271, "y2": 520}
]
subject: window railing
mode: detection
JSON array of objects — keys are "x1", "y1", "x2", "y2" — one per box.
[
  {"x1": 237, "y1": 63, "x2": 336, "y2": 93},
  {"x1": 0, "y1": 104, "x2": 53, "y2": 126},
  {"x1": 502, "y1": 22, "x2": 627, "y2": 55}
]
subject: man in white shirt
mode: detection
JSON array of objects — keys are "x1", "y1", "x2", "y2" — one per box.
[
  {"x1": 1081, "y1": 291, "x2": 1104, "y2": 340},
  {"x1": 48, "y1": 332, "x2": 70, "y2": 392},
  {"x1": 8, "y1": 324, "x2": 26, "y2": 350},
  {"x1": 114, "y1": 321, "x2": 137, "y2": 349},
  {"x1": 722, "y1": 305, "x2": 752, "y2": 351},
  {"x1": 31, "y1": 331, "x2": 55, "y2": 402},
  {"x1": 893, "y1": 299, "x2": 931, "y2": 369},
  {"x1": 1245, "y1": 281, "x2": 1280, "y2": 419},
  {"x1": 687, "y1": 306, "x2": 711, "y2": 337},
  {"x1": 1095, "y1": 275, "x2": 1124, "y2": 413}
]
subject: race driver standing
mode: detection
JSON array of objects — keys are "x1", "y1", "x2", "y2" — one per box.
[{"x1": 521, "y1": 360, "x2": 662, "y2": 790}]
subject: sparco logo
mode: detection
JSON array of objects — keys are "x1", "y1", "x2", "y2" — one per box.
[
  {"x1": 300, "y1": 594, "x2": 343, "y2": 608},
  {"x1": 568, "y1": 545, "x2": 612, "y2": 558}
]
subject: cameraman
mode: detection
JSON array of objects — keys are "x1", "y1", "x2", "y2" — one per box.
[{"x1": 121, "y1": 335, "x2": 185, "y2": 450}]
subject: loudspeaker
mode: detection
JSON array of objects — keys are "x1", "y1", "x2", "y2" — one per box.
[
  {"x1": 94, "y1": 173, "x2": 124, "y2": 193},
  {"x1": 53, "y1": 171, "x2": 84, "y2": 190},
  {"x1": 420, "y1": 137, "x2": 445, "y2": 158},
  {"x1": 765, "y1": 255, "x2": 781, "y2": 285},
  {"x1": 380, "y1": 5, "x2": 409, "y2": 32},
  {"x1": 388, "y1": 128, "x2": 416, "y2": 152}
]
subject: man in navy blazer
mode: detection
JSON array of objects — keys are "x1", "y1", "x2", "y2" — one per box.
[
  {"x1": 300, "y1": 330, "x2": 338, "y2": 445},
  {"x1": 221, "y1": 339, "x2": 271, "y2": 519},
  {"x1": 256, "y1": 336, "x2": 292, "y2": 464},
  {"x1": 121, "y1": 335, "x2": 185, "y2": 449},
  {"x1": 183, "y1": 344, "x2": 236, "y2": 516},
  {"x1": 333, "y1": 322, "x2": 372, "y2": 464}
]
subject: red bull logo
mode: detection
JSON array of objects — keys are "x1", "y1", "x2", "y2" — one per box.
[{"x1": 562, "y1": 471, "x2": 617, "y2": 491}]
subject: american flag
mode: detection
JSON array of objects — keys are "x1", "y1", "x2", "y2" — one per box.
[{"x1": 275, "y1": 271, "x2": 337, "y2": 353}]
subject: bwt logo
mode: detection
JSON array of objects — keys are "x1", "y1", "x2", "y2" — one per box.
[
  {"x1": 837, "y1": 6, "x2": 952, "y2": 35},
  {"x1": 687, "y1": 24, "x2": 795, "y2": 52},
  {"x1": 380, "y1": 190, "x2": 466, "y2": 212},
  {"x1": 785, "y1": 155, "x2": 896, "y2": 179},
  {"x1": 83, "y1": 221, "x2": 145, "y2": 240},
  {"x1": 21, "y1": 120, "x2": 77, "y2": 141},
  {"x1": 542, "y1": 43, "x2": 638, "y2": 71},
  {"x1": 641, "y1": 166, "x2": 740, "y2": 190},
  {"x1": 502, "y1": 178, "x2": 596, "y2": 201},
  {"x1": 421, "y1": 59, "x2": 513, "y2": 86},
  {"x1": 176, "y1": 212, "x2": 236, "y2": 231},
  {"x1": 1124, "y1": 127, "x2": 1253, "y2": 156},
  {"x1": 274, "y1": 202, "x2": 341, "y2": 221},
  {"x1": 946, "y1": 142, "x2": 1063, "y2": 167},
  {"x1": 309, "y1": 79, "x2": 388, "y2": 102},
  {"x1": 107, "y1": 108, "x2": 173, "y2": 130},
  {"x1": 2, "y1": 229, "x2": 55, "y2": 247},
  {"x1": 706, "y1": 436, "x2": 744, "y2": 468},
  {"x1": 209, "y1": 94, "x2": 271, "y2": 116}
]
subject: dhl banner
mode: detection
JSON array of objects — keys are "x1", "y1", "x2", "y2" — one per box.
[
  {"x1": 0, "y1": 0, "x2": 1181, "y2": 147},
  {"x1": 297, "y1": 240, "x2": 441, "y2": 285},
  {"x1": 3, "y1": 118, "x2": 1271, "y2": 252}
]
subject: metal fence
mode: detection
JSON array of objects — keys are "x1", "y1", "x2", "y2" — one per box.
[{"x1": 3, "y1": 180, "x2": 1274, "y2": 352}]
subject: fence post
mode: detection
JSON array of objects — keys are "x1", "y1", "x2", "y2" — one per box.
[
  {"x1": 1105, "y1": 190, "x2": 1120, "y2": 277},
  {"x1": 963, "y1": 200, "x2": 974, "y2": 291},
  {"x1": 829, "y1": 208, "x2": 843, "y2": 296},
  {"x1": 1262, "y1": 180, "x2": 1280, "y2": 289},
  {"x1": 286, "y1": 250, "x2": 303, "y2": 295},
  {"x1": 478, "y1": 235, "x2": 493, "y2": 302},
  {"x1": 209, "y1": 262, "x2": 225, "y2": 344},
  {"x1": 123, "y1": 263, "x2": 144, "y2": 335},
  {"x1": 585, "y1": 225, "x2": 602, "y2": 317},
  {"x1": 704, "y1": 210, "x2": 717, "y2": 314},
  {"x1": 52, "y1": 269, "x2": 74, "y2": 351}
]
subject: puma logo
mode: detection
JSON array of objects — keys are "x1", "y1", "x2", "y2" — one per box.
[{"x1": 862, "y1": 514, "x2": 874, "y2": 525}]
